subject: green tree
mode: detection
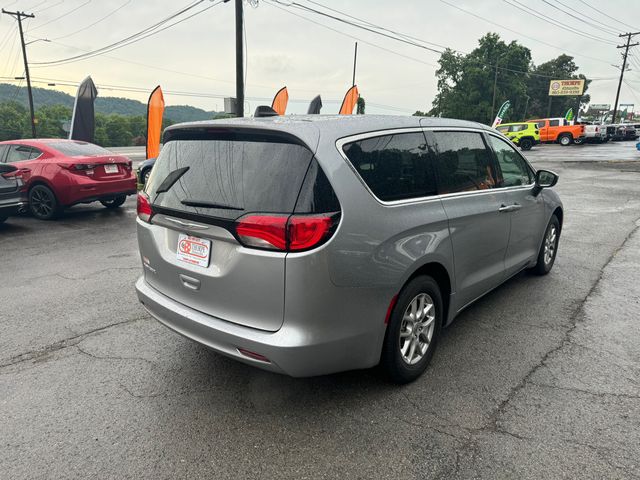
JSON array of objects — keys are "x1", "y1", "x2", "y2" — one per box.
[
  {"x1": 526, "y1": 54, "x2": 590, "y2": 119},
  {"x1": 104, "y1": 115, "x2": 133, "y2": 147},
  {"x1": 430, "y1": 33, "x2": 532, "y2": 124},
  {"x1": 34, "y1": 104, "x2": 71, "y2": 138},
  {"x1": 0, "y1": 101, "x2": 28, "y2": 141}
]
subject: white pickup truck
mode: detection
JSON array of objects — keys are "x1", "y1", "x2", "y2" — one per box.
[{"x1": 577, "y1": 124, "x2": 608, "y2": 144}]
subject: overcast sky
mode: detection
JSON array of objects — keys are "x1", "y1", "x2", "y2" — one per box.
[{"x1": 1, "y1": 0, "x2": 639, "y2": 115}]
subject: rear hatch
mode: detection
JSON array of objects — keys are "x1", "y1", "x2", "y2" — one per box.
[{"x1": 138, "y1": 127, "x2": 323, "y2": 332}]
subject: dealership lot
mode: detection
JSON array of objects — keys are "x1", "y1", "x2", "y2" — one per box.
[{"x1": 1, "y1": 142, "x2": 639, "y2": 479}]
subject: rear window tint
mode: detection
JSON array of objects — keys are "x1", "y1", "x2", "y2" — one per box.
[
  {"x1": 48, "y1": 141, "x2": 111, "y2": 157},
  {"x1": 146, "y1": 134, "x2": 314, "y2": 220},
  {"x1": 342, "y1": 132, "x2": 437, "y2": 202}
]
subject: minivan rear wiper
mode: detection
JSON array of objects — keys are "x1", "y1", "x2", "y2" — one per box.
[
  {"x1": 155, "y1": 166, "x2": 190, "y2": 196},
  {"x1": 180, "y1": 199, "x2": 244, "y2": 210}
]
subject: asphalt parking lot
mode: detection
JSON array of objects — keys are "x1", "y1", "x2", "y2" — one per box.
[{"x1": 2, "y1": 141, "x2": 639, "y2": 479}]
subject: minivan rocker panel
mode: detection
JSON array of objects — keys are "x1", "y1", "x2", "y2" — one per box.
[{"x1": 135, "y1": 115, "x2": 562, "y2": 382}]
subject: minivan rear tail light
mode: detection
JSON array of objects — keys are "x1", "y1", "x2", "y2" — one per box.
[
  {"x1": 137, "y1": 191, "x2": 152, "y2": 222},
  {"x1": 236, "y1": 214, "x2": 288, "y2": 250},
  {"x1": 235, "y1": 213, "x2": 339, "y2": 252},
  {"x1": 288, "y1": 215, "x2": 334, "y2": 251}
]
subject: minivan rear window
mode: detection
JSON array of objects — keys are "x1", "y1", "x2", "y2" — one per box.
[{"x1": 145, "y1": 132, "x2": 314, "y2": 220}]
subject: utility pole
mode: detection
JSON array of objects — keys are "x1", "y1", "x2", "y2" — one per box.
[
  {"x1": 2, "y1": 9, "x2": 36, "y2": 137},
  {"x1": 491, "y1": 63, "x2": 499, "y2": 121},
  {"x1": 234, "y1": 0, "x2": 244, "y2": 117},
  {"x1": 352, "y1": 42, "x2": 358, "y2": 86},
  {"x1": 612, "y1": 32, "x2": 639, "y2": 124}
]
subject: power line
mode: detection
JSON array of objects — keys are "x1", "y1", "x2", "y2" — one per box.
[
  {"x1": 51, "y1": 0, "x2": 131, "y2": 40},
  {"x1": 31, "y1": 0, "x2": 220, "y2": 66},
  {"x1": 32, "y1": 0, "x2": 65, "y2": 15},
  {"x1": 554, "y1": 0, "x2": 622, "y2": 34},
  {"x1": 262, "y1": 0, "x2": 439, "y2": 68},
  {"x1": 29, "y1": 0, "x2": 92, "y2": 32},
  {"x1": 279, "y1": 0, "x2": 601, "y2": 79},
  {"x1": 577, "y1": 0, "x2": 639, "y2": 32},
  {"x1": 274, "y1": 0, "x2": 444, "y2": 55},
  {"x1": 438, "y1": 0, "x2": 613, "y2": 66},
  {"x1": 540, "y1": 0, "x2": 619, "y2": 37},
  {"x1": 502, "y1": 0, "x2": 618, "y2": 46}
]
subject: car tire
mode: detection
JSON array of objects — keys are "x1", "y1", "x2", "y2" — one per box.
[
  {"x1": 380, "y1": 275, "x2": 443, "y2": 384},
  {"x1": 29, "y1": 185, "x2": 61, "y2": 220},
  {"x1": 100, "y1": 194, "x2": 127, "y2": 209},
  {"x1": 531, "y1": 215, "x2": 560, "y2": 275},
  {"x1": 573, "y1": 137, "x2": 584, "y2": 145},
  {"x1": 520, "y1": 138, "x2": 533, "y2": 151},
  {"x1": 558, "y1": 134, "x2": 573, "y2": 146}
]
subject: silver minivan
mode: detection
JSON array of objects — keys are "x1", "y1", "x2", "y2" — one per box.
[{"x1": 135, "y1": 115, "x2": 562, "y2": 383}]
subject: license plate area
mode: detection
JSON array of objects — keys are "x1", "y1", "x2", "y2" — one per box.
[
  {"x1": 176, "y1": 234, "x2": 211, "y2": 267},
  {"x1": 104, "y1": 164, "x2": 119, "y2": 174}
]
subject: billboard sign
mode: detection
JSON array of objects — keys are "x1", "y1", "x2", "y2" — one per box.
[
  {"x1": 548, "y1": 79, "x2": 585, "y2": 96},
  {"x1": 589, "y1": 103, "x2": 610, "y2": 111}
]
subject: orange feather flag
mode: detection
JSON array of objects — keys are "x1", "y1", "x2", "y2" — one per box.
[
  {"x1": 339, "y1": 85, "x2": 359, "y2": 115},
  {"x1": 271, "y1": 86, "x2": 289, "y2": 115},
  {"x1": 146, "y1": 85, "x2": 165, "y2": 159}
]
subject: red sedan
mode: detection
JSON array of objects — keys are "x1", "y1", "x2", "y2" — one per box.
[{"x1": 0, "y1": 139, "x2": 137, "y2": 220}]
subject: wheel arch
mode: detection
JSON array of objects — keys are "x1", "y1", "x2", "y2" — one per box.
[
  {"x1": 553, "y1": 206, "x2": 563, "y2": 233},
  {"x1": 404, "y1": 262, "x2": 452, "y2": 326}
]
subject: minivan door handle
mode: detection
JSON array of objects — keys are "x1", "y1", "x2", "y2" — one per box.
[
  {"x1": 498, "y1": 203, "x2": 522, "y2": 213},
  {"x1": 179, "y1": 274, "x2": 201, "y2": 291}
]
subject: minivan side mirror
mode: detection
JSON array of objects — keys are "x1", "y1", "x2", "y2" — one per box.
[
  {"x1": 533, "y1": 169, "x2": 558, "y2": 195},
  {"x1": 0, "y1": 163, "x2": 17, "y2": 174}
]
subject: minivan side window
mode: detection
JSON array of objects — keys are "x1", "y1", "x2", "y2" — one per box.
[
  {"x1": 431, "y1": 131, "x2": 497, "y2": 194},
  {"x1": 342, "y1": 132, "x2": 437, "y2": 202},
  {"x1": 488, "y1": 135, "x2": 533, "y2": 187}
]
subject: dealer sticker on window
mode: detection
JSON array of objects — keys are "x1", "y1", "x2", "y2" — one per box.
[{"x1": 176, "y1": 234, "x2": 211, "y2": 268}]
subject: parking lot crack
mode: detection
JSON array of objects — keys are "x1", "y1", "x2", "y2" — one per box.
[
  {"x1": 528, "y1": 381, "x2": 640, "y2": 400},
  {"x1": 481, "y1": 219, "x2": 640, "y2": 435},
  {"x1": 74, "y1": 344, "x2": 157, "y2": 367},
  {"x1": 0, "y1": 316, "x2": 149, "y2": 371}
]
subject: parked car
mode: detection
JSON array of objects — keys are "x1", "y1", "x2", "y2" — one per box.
[
  {"x1": 494, "y1": 122, "x2": 540, "y2": 150},
  {"x1": 0, "y1": 162, "x2": 28, "y2": 223},
  {"x1": 135, "y1": 115, "x2": 563, "y2": 383},
  {"x1": 0, "y1": 139, "x2": 137, "y2": 220},
  {"x1": 527, "y1": 117, "x2": 585, "y2": 146},
  {"x1": 607, "y1": 124, "x2": 638, "y2": 141},
  {"x1": 579, "y1": 123, "x2": 608, "y2": 144},
  {"x1": 137, "y1": 157, "x2": 156, "y2": 186}
]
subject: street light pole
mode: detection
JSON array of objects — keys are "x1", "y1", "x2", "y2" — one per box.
[{"x1": 2, "y1": 9, "x2": 36, "y2": 137}]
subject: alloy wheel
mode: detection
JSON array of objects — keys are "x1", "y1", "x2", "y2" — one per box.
[
  {"x1": 399, "y1": 293, "x2": 436, "y2": 365},
  {"x1": 544, "y1": 225, "x2": 557, "y2": 265},
  {"x1": 31, "y1": 187, "x2": 54, "y2": 218}
]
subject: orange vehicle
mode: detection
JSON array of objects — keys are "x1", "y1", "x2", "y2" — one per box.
[{"x1": 527, "y1": 118, "x2": 585, "y2": 146}]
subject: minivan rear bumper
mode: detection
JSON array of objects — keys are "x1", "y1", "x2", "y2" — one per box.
[{"x1": 136, "y1": 276, "x2": 383, "y2": 377}]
